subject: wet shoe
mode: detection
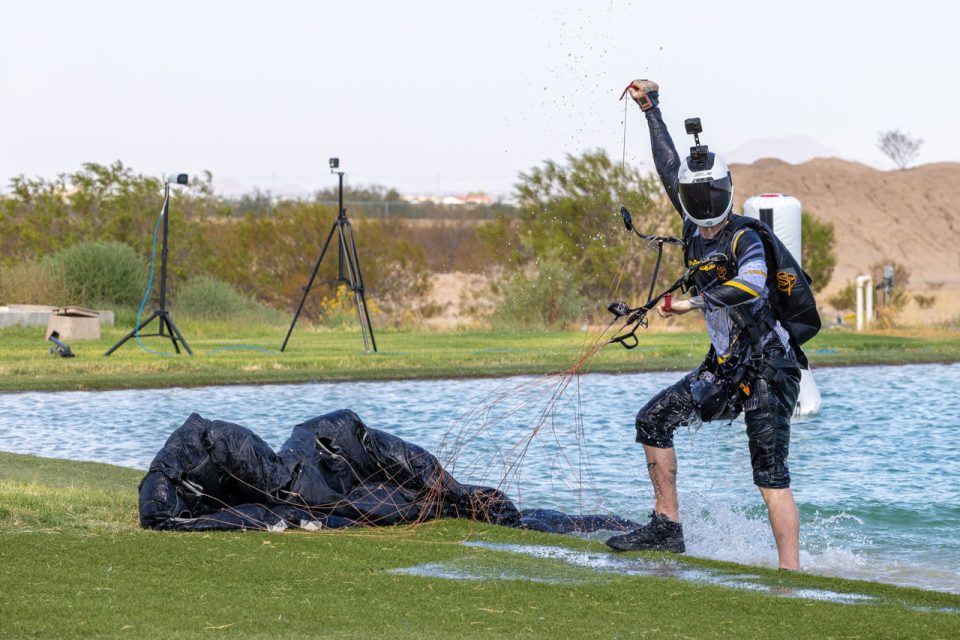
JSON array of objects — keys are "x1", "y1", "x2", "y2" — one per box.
[{"x1": 605, "y1": 511, "x2": 685, "y2": 553}]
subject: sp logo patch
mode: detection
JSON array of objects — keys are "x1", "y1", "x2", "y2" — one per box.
[{"x1": 777, "y1": 270, "x2": 798, "y2": 295}]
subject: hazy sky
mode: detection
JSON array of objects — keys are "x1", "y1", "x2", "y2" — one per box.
[{"x1": 2, "y1": 1, "x2": 957, "y2": 197}]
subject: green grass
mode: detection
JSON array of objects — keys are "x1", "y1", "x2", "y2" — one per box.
[
  {"x1": 2, "y1": 318, "x2": 960, "y2": 392},
  {"x1": 1, "y1": 452, "x2": 958, "y2": 639}
]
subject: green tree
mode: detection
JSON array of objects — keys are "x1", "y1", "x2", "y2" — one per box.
[
  {"x1": 485, "y1": 150, "x2": 678, "y2": 327},
  {"x1": 801, "y1": 211, "x2": 836, "y2": 293},
  {"x1": 0, "y1": 163, "x2": 435, "y2": 325},
  {"x1": 0, "y1": 161, "x2": 222, "y2": 264}
]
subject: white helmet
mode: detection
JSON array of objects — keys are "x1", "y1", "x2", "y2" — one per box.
[{"x1": 677, "y1": 151, "x2": 733, "y2": 228}]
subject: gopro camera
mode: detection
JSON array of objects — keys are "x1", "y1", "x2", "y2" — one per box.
[
  {"x1": 684, "y1": 117, "x2": 709, "y2": 167},
  {"x1": 329, "y1": 157, "x2": 340, "y2": 170},
  {"x1": 165, "y1": 173, "x2": 189, "y2": 185}
]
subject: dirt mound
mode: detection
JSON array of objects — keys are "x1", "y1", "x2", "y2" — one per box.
[{"x1": 730, "y1": 158, "x2": 960, "y2": 291}]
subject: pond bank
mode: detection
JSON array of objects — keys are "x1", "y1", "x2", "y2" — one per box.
[{"x1": 2, "y1": 324, "x2": 959, "y2": 392}]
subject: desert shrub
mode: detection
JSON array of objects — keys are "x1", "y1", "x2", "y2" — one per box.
[
  {"x1": 491, "y1": 252, "x2": 587, "y2": 329},
  {"x1": 174, "y1": 275, "x2": 252, "y2": 319},
  {"x1": 0, "y1": 259, "x2": 69, "y2": 305},
  {"x1": 47, "y1": 240, "x2": 146, "y2": 308},
  {"x1": 306, "y1": 283, "x2": 374, "y2": 329},
  {"x1": 829, "y1": 283, "x2": 857, "y2": 311},
  {"x1": 352, "y1": 218, "x2": 437, "y2": 326},
  {"x1": 913, "y1": 294, "x2": 937, "y2": 310}
]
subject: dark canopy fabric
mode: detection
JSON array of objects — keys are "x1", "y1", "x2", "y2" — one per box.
[{"x1": 139, "y1": 410, "x2": 636, "y2": 534}]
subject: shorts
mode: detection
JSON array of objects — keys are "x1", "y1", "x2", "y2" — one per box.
[{"x1": 634, "y1": 344, "x2": 801, "y2": 489}]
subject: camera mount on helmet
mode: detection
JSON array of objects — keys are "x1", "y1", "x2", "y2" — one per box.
[
  {"x1": 684, "y1": 117, "x2": 711, "y2": 170},
  {"x1": 676, "y1": 117, "x2": 732, "y2": 228}
]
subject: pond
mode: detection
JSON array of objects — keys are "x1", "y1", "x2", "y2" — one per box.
[{"x1": 2, "y1": 362, "x2": 959, "y2": 593}]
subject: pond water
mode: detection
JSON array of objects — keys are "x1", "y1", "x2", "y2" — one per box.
[{"x1": 2, "y1": 362, "x2": 959, "y2": 594}]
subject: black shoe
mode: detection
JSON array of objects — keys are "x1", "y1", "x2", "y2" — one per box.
[{"x1": 605, "y1": 511, "x2": 685, "y2": 553}]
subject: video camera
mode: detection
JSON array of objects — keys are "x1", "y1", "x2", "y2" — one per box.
[{"x1": 685, "y1": 117, "x2": 711, "y2": 169}]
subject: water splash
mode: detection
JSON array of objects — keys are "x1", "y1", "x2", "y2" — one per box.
[{"x1": 393, "y1": 541, "x2": 877, "y2": 605}]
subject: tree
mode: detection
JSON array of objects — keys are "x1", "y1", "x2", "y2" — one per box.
[
  {"x1": 484, "y1": 149, "x2": 678, "y2": 327},
  {"x1": 877, "y1": 129, "x2": 923, "y2": 170},
  {"x1": 800, "y1": 212, "x2": 836, "y2": 292}
]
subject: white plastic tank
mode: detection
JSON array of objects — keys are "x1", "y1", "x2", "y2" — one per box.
[{"x1": 743, "y1": 193, "x2": 822, "y2": 417}]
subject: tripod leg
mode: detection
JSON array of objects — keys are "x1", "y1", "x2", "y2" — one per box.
[
  {"x1": 164, "y1": 314, "x2": 181, "y2": 354},
  {"x1": 337, "y1": 222, "x2": 371, "y2": 352},
  {"x1": 342, "y1": 221, "x2": 378, "y2": 353},
  {"x1": 281, "y1": 221, "x2": 338, "y2": 352},
  {"x1": 104, "y1": 310, "x2": 162, "y2": 356},
  {"x1": 161, "y1": 311, "x2": 193, "y2": 355},
  {"x1": 167, "y1": 314, "x2": 193, "y2": 355}
]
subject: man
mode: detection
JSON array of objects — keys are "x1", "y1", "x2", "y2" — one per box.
[{"x1": 605, "y1": 80, "x2": 804, "y2": 570}]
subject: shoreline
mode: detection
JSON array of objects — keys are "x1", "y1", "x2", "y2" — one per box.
[
  {"x1": 3, "y1": 355, "x2": 960, "y2": 394},
  {"x1": 3, "y1": 325, "x2": 959, "y2": 393}
]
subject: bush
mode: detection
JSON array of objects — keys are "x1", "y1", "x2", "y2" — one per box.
[
  {"x1": 491, "y1": 252, "x2": 587, "y2": 329},
  {"x1": 174, "y1": 275, "x2": 252, "y2": 319},
  {"x1": 0, "y1": 259, "x2": 69, "y2": 305},
  {"x1": 801, "y1": 212, "x2": 836, "y2": 292},
  {"x1": 828, "y1": 283, "x2": 857, "y2": 311},
  {"x1": 46, "y1": 241, "x2": 146, "y2": 308}
]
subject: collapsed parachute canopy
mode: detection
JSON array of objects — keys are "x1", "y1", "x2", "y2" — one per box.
[{"x1": 139, "y1": 410, "x2": 636, "y2": 534}]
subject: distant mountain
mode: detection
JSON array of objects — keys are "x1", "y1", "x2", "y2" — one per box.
[{"x1": 725, "y1": 135, "x2": 843, "y2": 166}]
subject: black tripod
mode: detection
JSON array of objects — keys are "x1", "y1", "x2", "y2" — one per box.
[
  {"x1": 281, "y1": 161, "x2": 377, "y2": 353},
  {"x1": 105, "y1": 176, "x2": 192, "y2": 356}
]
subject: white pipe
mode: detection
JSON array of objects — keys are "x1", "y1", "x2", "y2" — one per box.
[{"x1": 856, "y1": 275, "x2": 873, "y2": 330}]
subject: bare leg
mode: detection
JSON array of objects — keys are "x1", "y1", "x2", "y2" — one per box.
[
  {"x1": 642, "y1": 445, "x2": 679, "y2": 521},
  {"x1": 759, "y1": 486, "x2": 800, "y2": 570}
]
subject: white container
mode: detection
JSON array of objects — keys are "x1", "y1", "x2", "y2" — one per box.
[
  {"x1": 743, "y1": 193, "x2": 821, "y2": 417},
  {"x1": 743, "y1": 193, "x2": 803, "y2": 264}
]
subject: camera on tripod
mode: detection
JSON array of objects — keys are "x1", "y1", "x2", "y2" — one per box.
[
  {"x1": 106, "y1": 171, "x2": 193, "y2": 356},
  {"x1": 282, "y1": 157, "x2": 377, "y2": 353}
]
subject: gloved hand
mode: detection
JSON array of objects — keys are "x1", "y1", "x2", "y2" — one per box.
[{"x1": 620, "y1": 79, "x2": 659, "y2": 111}]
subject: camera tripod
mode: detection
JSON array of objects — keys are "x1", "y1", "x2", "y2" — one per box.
[
  {"x1": 106, "y1": 177, "x2": 193, "y2": 356},
  {"x1": 281, "y1": 164, "x2": 377, "y2": 353}
]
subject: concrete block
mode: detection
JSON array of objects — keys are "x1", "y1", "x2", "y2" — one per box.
[{"x1": 45, "y1": 307, "x2": 102, "y2": 340}]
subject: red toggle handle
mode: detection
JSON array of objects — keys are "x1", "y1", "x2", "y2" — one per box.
[{"x1": 663, "y1": 293, "x2": 672, "y2": 312}]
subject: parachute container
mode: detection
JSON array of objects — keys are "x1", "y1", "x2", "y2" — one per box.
[{"x1": 743, "y1": 193, "x2": 822, "y2": 417}]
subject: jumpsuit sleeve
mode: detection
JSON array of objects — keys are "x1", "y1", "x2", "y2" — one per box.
[
  {"x1": 701, "y1": 229, "x2": 767, "y2": 308},
  {"x1": 644, "y1": 103, "x2": 684, "y2": 219}
]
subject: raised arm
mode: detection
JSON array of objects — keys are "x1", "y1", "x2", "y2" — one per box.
[{"x1": 625, "y1": 80, "x2": 683, "y2": 218}]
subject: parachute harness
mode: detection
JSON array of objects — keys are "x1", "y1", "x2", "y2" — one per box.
[{"x1": 605, "y1": 207, "x2": 726, "y2": 350}]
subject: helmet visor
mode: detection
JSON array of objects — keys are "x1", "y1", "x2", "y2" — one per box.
[{"x1": 679, "y1": 176, "x2": 733, "y2": 222}]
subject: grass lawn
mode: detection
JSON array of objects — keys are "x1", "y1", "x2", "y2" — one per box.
[
  {"x1": 1, "y1": 452, "x2": 959, "y2": 639},
  {"x1": 1, "y1": 318, "x2": 959, "y2": 392}
]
